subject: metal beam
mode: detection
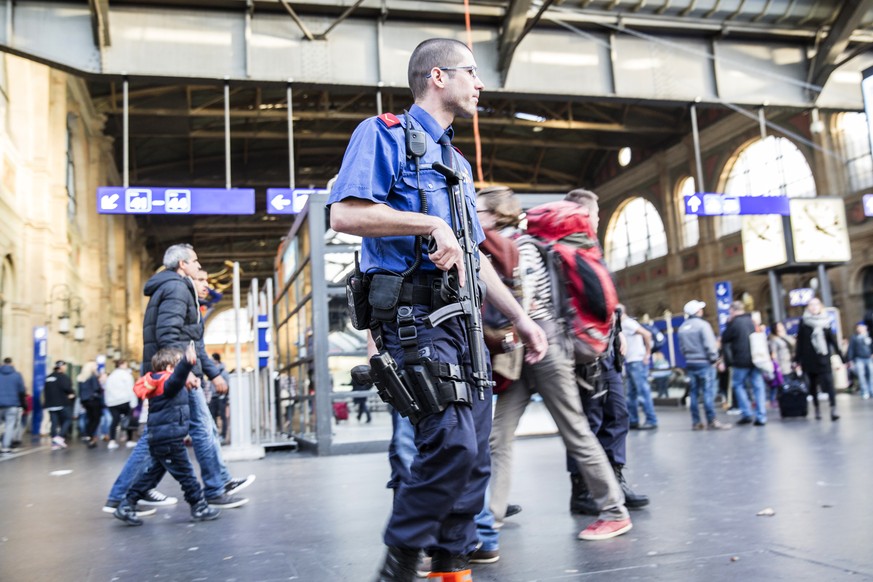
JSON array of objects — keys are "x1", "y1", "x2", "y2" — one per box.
[
  {"x1": 87, "y1": 0, "x2": 111, "y2": 48},
  {"x1": 125, "y1": 129, "x2": 615, "y2": 151},
  {"x1": 498, "y1": 0, "x2": 534, "y2": 75},
  {"x1": 498, "y1": 0, "x2": 555, "y2": 81},
  {"x1": 111, "y1": 106, "x2": 672, "y2": 133},
  {"x1": 808, "y1": 0, "x2": 873, "y2": 92},
  {"x1": 3, "y1": 2, "x2": 869, "y2": 109}
]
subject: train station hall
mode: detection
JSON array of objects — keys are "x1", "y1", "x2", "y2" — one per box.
[{"x1": 1, "y1": 1, "x2": 873, "y2": 580}]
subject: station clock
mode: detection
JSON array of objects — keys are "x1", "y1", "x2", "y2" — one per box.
[
  {"x1": 741, "y1": 214, "x2": 788, "y2": 273},
  {"x1": 788, "y1": 197, "x2": 851, "y2": 264}
]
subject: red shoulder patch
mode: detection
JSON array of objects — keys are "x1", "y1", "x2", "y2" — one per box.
[{"x1": 376, "y1": 113, "x2": 402, "y2": 128}]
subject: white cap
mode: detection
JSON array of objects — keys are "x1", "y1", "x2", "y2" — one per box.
[{"x1": 684, "y1": 300, "x2": 706, "y2": 316}]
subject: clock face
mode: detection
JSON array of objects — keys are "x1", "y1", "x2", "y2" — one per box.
[
  {"x1": 789, "y1": 197, "x2": 851, "y2": 264},
  {"x1": 741, "y1": 214, "x2": 787, "y2": 273}
]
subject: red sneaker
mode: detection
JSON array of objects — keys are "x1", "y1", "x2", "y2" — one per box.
[{"x1": 577, "y1": 518, "x2": 633, "y2": 541}]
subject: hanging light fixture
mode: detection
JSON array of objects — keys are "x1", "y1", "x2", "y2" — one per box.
[{"x1": 74, "y1": 322, "x2": 85, "y2": 342}]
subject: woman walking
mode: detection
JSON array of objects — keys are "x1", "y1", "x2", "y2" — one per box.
[{"x1": 795, "y1": 298, "x2": 843, "y2": 421}]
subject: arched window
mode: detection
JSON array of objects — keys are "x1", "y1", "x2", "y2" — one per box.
[
  {"x1": 835, "y1": 112, "x2": 873, "y2": 193},
  {"x1": 605, "y1": 197, "x2": 668, "y2": 271},
  {"x1": 719, "y1": 136, "x2": 816, "y2": 237},
  {"x1": 677, "y1": 176, "x2": 699, "y2": 248}
]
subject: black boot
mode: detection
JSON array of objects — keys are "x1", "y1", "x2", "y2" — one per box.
[
  {"x1": 569, "y1": 473, "x2": 598, "y2": 515},
  {"x1": 191, "y1": 498, "x2": 221, "y2": 522},
  {"x1": 613, "y1": 464, "x2": 649, "y2": 509},
  {"x1": 374, "y1": 546, "x2": 420, "y2": 582},
  {"x1": 431, "y1": 550, "x2": 471, "y2": 572},
  {"x1": 113, "y1": 499, "x2": 143, "y2": 526}
]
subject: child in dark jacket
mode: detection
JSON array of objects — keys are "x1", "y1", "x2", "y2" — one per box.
[{"x1": 114, "y1": 343, "x2": 220, "y2": 526}]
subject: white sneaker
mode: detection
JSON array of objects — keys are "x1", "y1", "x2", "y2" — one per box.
[
  {"x1": 140, "y1": 489, "x2": 179, "y2": 506},
  {"x1": 51, "y1": 436, "x2": 64, "y2": 446},
  {"x1": 125, "y1": 440, "x2": 137, "y2": 448},
  {"x1": 107, "y1": 440, "x2": 119, "y2": 450}
]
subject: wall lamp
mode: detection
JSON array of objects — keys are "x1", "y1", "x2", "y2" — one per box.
[{"x1": 47, "y1": 284, "x2": 85, "y2": 341}]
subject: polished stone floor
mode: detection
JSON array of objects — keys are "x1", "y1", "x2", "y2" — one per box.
[{"x1": 1, "y1": 394, "x2": 872, "y2": 581}]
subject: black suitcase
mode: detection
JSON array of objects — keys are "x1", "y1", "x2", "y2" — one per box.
[{"x1": 778, "y1": 374, "x2": 809, "y2": 418}]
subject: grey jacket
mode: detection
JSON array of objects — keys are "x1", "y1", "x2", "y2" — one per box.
[{"x1": 678, "y1": 315, "x2": 718, "y2": 366}]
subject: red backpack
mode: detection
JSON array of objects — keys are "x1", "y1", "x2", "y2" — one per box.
[{"x1": 525, "y1": 201, "x2": 619, "y2": 364}]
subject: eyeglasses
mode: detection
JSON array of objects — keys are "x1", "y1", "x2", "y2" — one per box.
[{"x1": 425, "y1": 66, "x2": 479, "y2": 79}]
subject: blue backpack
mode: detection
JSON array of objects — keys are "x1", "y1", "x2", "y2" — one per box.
[{"x1": 643, "y1": 323, "x2": 667, "y2": 352}]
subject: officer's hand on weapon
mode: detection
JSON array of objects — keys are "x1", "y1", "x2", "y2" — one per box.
[
  {"x1": 428, "y1": 222, "x2": 466, "y2": 287},
  {"x1": 514, "y1": 315, "x2": 549, "y2": 364}
]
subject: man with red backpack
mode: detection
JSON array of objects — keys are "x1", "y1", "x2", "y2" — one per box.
[
  {"x1": 557, "y1": 189, "x2": 650, "y2": 516},
  {"x1": 477, "y1": 186, "x2": 632, "y2": 543}
]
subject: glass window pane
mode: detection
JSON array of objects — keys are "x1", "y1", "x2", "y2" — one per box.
[
  {"x1": 606, "y1": 196, "x2": 668, "y2": 271},
  {"x1": 719, "y1": 136, "x2": 816, "y2": 237}
]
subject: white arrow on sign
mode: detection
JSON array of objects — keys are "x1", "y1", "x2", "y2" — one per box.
[
  {"x1": 100, "y1": 194, "x2": 119, "y2": 210},
  {"x1": 864, "y1": 194, "x2": 873, "y2": 217},
  {"x1": 687, "y1": 195, "x2": 701, "y2": 214},
  {"x1": 271, "y1": 194, "x2": 291, "y2": 211}
]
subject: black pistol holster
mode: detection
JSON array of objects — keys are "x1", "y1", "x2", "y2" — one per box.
[{"x1": 369, "y1": 305, "x2": 473, "y2": 424}]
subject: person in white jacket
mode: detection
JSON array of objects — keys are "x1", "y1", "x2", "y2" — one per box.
[{"x1": 104, "y1": 360, "x2": 138, "y2": 449}]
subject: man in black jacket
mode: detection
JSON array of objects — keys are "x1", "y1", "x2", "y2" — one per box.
[
  {"x1": 103, "y1": 244, "x2": 254, "y2": 515},
  {"x1": 44, "y1": 361, "x2": 75, "y2": 449},
  {"x1": 721, "y1": 301, "x2": 767, "y2": 426}
]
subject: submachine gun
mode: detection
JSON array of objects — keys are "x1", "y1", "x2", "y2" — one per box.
[{"x1": 425, "y1": 162, "x2": 494, "y2": 401}]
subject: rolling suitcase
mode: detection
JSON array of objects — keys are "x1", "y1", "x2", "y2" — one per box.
[
  {"x1": 333, "y1": 401, "x2": 349, "y2": 422},
  {"x1": 778, "y1": 373, "x2": 809, "y2": 418}
]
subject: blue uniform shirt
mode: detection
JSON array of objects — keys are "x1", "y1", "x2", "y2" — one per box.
[{"x1": 328, "y1": 104, "x2": 485, "y2": 275}]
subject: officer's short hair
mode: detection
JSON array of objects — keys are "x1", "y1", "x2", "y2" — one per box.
[
  {"x1": 151, "y1": 347, "x2": 183, "y2": 373},
  {"x1": 408, "y1": 38, "x2": 470, "y2": 100},
  {"x1": 477, "y1": 186, "x2": 521, "y2": 229},
  {"x1": 565, "y1": 189, "x2": 599, "y2": 209},
  {"x1": 730, "y1": 300, "x2": 745, "y2": 312},
  {"x1": 163, "y1": 244, "x2": 194, "y2": 270},
  {"x1": 2, "y1": 357, "x2": 10, "y2": 364}
]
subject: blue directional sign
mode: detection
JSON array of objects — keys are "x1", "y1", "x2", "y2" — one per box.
[
  {"x1": 788, "y1": 288, "x2": 815, "y2": 307},
  {"x1": 97, "y1": 187, "x2": 255, "y2": 215},
  {"x1": 266, "y1": 188, "x2": 327, "y2": 214},
  {"x1": 863, "y1": 194, "x2": 873, "y2": 217},
  {"x1": 684, "y1": 193, "x2": 790, "y2": 216},
  {"x1": 714, "y1": 280, "x2": 733, "y2": 334}
]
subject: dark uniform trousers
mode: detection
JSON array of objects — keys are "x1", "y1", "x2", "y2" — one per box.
[
  {"x1": 569, "y1": 353, "x2": 629, "y2": 472},
  {"x1": 380, "y1": 303, "x2": 492, "y2": 556}
]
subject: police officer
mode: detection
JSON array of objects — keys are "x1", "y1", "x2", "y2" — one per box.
[{"x1": 329, "y1": 38, "x2": 547, "y2": 582}]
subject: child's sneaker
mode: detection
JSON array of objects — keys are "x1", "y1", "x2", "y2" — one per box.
[
  {"x1": 107, "y1": 440, "x2": 119, "y2": 450},
  {"x1": 113, "y1": 500, "x2": 144, "y2": 526},
  {"x1": 577, "y1": 518, "x2": 632, "y2": 541},
  {"x1": 125, "y1": 440, "x2": 137, "y2": 448},
  {"x1": 103, "y1": 499, "x2": 157, "y2": 517},
  {"x1": 191, "y1": 499, "x2": 221, "y2": 522}
]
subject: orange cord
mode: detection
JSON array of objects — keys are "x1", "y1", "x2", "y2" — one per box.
[{"x1": 463, "y1": 0, "x2": 485, "y2": 183}]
